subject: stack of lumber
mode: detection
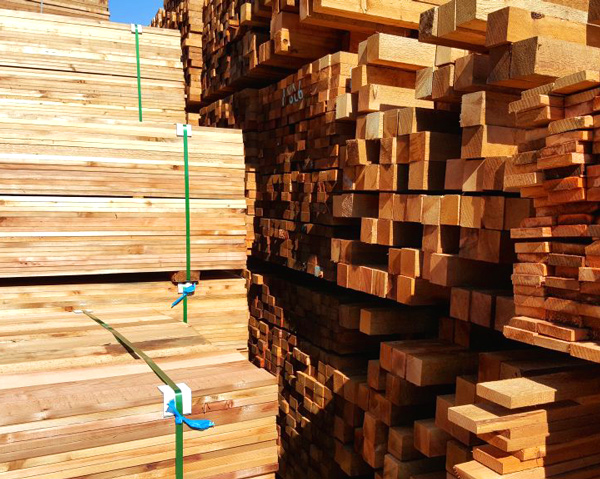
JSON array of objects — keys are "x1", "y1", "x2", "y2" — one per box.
[
  {"x1": 341, "y1": 314, "x2": 520, "y2": 479},
  {"x1": 0, "y1": 0, "x2": 108, "y2": 19},
  {"x1": 447, "y1": 350, "x2": 600, "y2": 479},
  {"x1": 266, "y1": 0, "x2": 433, "y2": 82},
  {"x1": 0, "y1": 9, "x2": 247, "y2": 277},
  {"x1": 299, "y1": 0, "x2": 437, "y2": 33},
  {"x1": 0, "y1": 195, "x2": 245, "y2": 277},
  {"x1": 201, "y1": 0, "x2": 267, "y2": 104},
  {"x1": 502, "y1": 70, "x2": 600, "y2": 362},
  {"x1": 151, "y1": 0, "x2": 204, "y2": 107},
  {"x1": 246, "y1": 260, "x2": 445, "y2": 479},
  {"x1": 418, "y1": 0, "x2": 594, "y2": 90},
  {"x1": 0, "y1": 280, "x2": 278, "y2": 479},
  {"x1": 0, "y1": 273, "x2": 250, "y2": 349},
  {"x1": 247, "y1": 52, "x2": 357, "y2": 280},
  {"x1": 162, "y1": 0, "x2": 446, "y2": 109},
  {"x1": 197, "y1": 88, "x2": 261, "y2": 253},
  {"x1": 331, "y1": 32, "x2": 530, "y2": 320},
  {"x1": 247, "y1": 260, "x2": 529, "y2": 479}
]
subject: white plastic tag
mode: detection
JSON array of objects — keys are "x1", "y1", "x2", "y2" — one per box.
[
  {"x1": 158, "y1": 383, "x2": 192, "y2": 417},
  {"x1": 131, "y1": 24, "x2": 143, "y2": 34},
  {"x1": 177, "y1": 282, "x2": 195, "y2": 294},
  {"x1": 176, "y1": 123, "x2": 192, "y2": 137}
]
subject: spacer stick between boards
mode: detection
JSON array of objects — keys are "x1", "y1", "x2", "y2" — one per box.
[{"x1": 80, "y1": 310, "x2": 185, "y2": 478}]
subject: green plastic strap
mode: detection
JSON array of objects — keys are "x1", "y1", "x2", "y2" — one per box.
[
  {"x1": 134, "y1": 25, "x2": 143, "y2": 122},
  {"x1": 183, "y1": 128, "x2": 191, "y2": 324},
  {"x1": 82, "y1": 311, "x2": 184, "y2": 478}
]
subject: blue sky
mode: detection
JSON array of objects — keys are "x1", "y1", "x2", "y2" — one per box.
[{"x1": 110, "y1": 0, "x2": 163, "y2": 25}]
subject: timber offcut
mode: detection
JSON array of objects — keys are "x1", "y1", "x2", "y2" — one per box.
[{"x1": 5, "y1": 0, "x2": 600, "y2": 479}]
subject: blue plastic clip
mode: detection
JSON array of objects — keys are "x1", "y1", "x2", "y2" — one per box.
[
  {"x1": 167, "y1": 400, "x2": 215, "y2": 430},
  {"x1": 171, "y1": 283, "x2": 196, "y2": 308}
]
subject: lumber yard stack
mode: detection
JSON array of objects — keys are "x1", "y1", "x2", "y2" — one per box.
[
  {"x1": 448, "y1": 351, "x2": 600, "y2": 479},
  {"x1": 202, "y1": 53, "x2": 359, "y2": 280},
  {"x1": 151, "y1": 0, "x2": 204, "y2": 107},
  {"x1": 504, "y1": 71, "x2": 600, "y2": 361},
  {"x1": 0, "y1": 9, "x2": 247, "y2": 277},
  {"x1": 1, "y1": 272, "x2": 251, "y2": 349},
  {"x1": 153, "y1": 0, "x2": 279, "y2": 107},
  {"x1": 0, "y1": 281, "x2": 278, "y2": 479},
  {"x1": 156, "y1": 0, "x2": 441, "y2": 109},
  {"x1": 246, "y1": 261, "x2": 440, "y2": 479},
  {"x1": 200, "y1": 0, "x2": 277, "y2": 105},
  {"x1": 0, "y1": 0, "x2": 108, "y2": 19},
  {"x1": 249, "y1": 52, "x2": 360, "y2": 280},
  {"x1": 188, "y1": 0, "x2": 600, "y2": 478},
  {"x1": 246, "y1": 260, "x2": 534, "y2": 479},
  {"x1": 0, "y1": 7, "x2": 279, "y2": 479},
  {"x1": 332, "y1": 29, "x2": 540, "y2": 324}
]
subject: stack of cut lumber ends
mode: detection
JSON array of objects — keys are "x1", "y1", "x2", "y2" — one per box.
[
  {"x1": 0, "y1": 0, "x2": 108, "y2": 19},
  {"x1": 503, "y1": 70, "x2": 600, "y2": 362},
  {"x1": 343, "y1": 338, "x2": 478, "y2": 479},
  {"x1": 198, "y1": 88, "x2": 261, "y2": 253},
  {"x1": 246, "y1": 260, "x2": 447, "y2": 479},
  {"x1": 200, "y1": 0, "x2": 289, "y2": 106},
  {"x1": 151, "y1": 0, "x2": 204, "y2": 106},
  {"x1": 332, "y1": 32, "x2": 529, "y2": 325},
  {"x1": 269, "y1": 0, "x2": 435, "y2": 77},
  {"x1": 0, "y1": 10, "x2": 247, "y2": 277},
  {"x1": 448, "y1": 351, "x2": 600, "y2": 479},
  {"x1": 266, "y1": 0, "x2": 346, "y2": 67},
  {"x1": 419, "y1": 0, "x2": 593, "y2": 89},
  {"x1": 336, "y1": 314, "x2": 519, "y2": 479},
  {"x1": 249, "y1": 52, "x2": 357, "y2": 280},
  {"x1": 0, "y1": 281, "x2": 278, "y2": 478},
  {"x1": 299, "y1": 0, "x2": 435, "y2": 34}
]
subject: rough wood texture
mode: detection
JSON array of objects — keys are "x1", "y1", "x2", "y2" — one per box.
[
  {"x1": 450, "y1": 351, "x2": 600, "y2": 479},
  {"x1": 0, "y1": 9, "x2": 247, "y2": 277},
  {"x1": 0, "y1": 280, "x2": 278, "y2": 479},
  {"x1": 0, "y1": 0, "x2": 108, "y2": 19},
  {"x1": 504, "y1": 70, "x2": 600, "y2": 361}
]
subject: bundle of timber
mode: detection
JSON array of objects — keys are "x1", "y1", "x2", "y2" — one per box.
[
  {"x1": 448, "y1": 350, "x2": 600, "y2": 479},
  {"x1": 0, "y1": 280, "x2": 278, "y2": 479},
  {"x1": 502, "y1": 70, "x2": 600, "y2": 362},
  {"x1": 0, "y1": 0, "x2": 108, "y2": 19},
  {"x1": 198, "y1": 89, "x2": 261, "y2": 253},
  {"x1": 200, "y1": 0, "x2": 287, "y2": 105},
  {"x1": 299, "y1": 0, "x2": 438, "y2": 33},
  {"x1": 151, "y1": 0, "x2": 204, "y2": 107},
  {"x1": 0, "y1": 9, "x2": 247, "y2": 277},
  {"x1": 246, "y1": 260, "x2": 523, "y2": 479},
  {"x1": 246, "y1": 260, "x2": 445, "y2": 479},
  {"x1": 249, "y1": 52, "x2": 358, "y2": 280},
  {"x1": 419, "y1": 0, "x2": 595, "y2": 90},
  {"x1": 0, "y1": 272, "x2": 250, "y2": 349},
  {"x1": 331, "y1": 32, "x2": 530, "y2": 327},
  {"x1": 339, "y1": 320, "x2": 515, "y2": 479},
  {"x1": 265, "y1": 0, "x2": 433, "y2": 93}
]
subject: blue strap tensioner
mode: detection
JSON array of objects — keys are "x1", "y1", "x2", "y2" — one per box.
[
  {"x1": 167, "y1": 399, "x2": 215, "y2": 430},
  {"x1": 171, "y1": 283, "x2": 196, "y2": 308}
]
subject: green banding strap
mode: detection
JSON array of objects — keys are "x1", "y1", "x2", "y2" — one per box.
[
  {"x1": 183, "y1": 128, "x2": 191, "y2": 324},
  {"x1": 82, "y1": 311, "x2": 184, "y2": 478},
  {"x1": 134, "y1": 25, "x2": 143, "y2": 122}
]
